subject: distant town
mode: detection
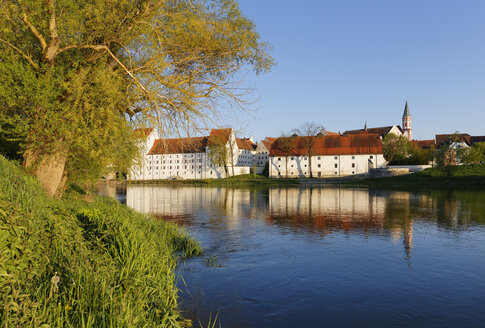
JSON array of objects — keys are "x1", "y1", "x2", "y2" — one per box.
[{"x1": 130, "y1": 102, "x2": 484, "y2": 181}]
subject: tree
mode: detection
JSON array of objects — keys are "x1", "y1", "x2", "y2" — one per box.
[
  {"x1": 275, "y1": 133, "x2": 296, "y2": 178},
  {"x1": 207, "y1": 135, "x2": 229, "y2": 177},
  {"x1": 382, "y1": 133, "x2": 410, "y2": 164},
  {"x1": 0, "y1": 0, "x2": 274, "y2": 196},
  {"x1": 460, "y1": 142, "x2": 485, "y2": 165},
  {"x1": 292, "y1": 122, "x2": 324, "y2": 178}
]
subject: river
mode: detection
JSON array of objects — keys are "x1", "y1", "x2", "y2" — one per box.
[{"x1": 97, "y1": 184, "x2": 485, "y2": 328}]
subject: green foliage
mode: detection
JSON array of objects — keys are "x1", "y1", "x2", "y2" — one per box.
[
  {"x1": 460, "y1": 142, "x2": 485, "y2": 165},
  {"x1": 383, "y1": 134, "x2": 434, "y2": 165},
  {"x1": 0, "y1": 155, "x2": 201, "y2": 327},
  {"x1": 355, "y1": 164, "x2": 485, "y2": 190},
  {"x1": 383, "y1": 133, "x2": 410, "y2": 163}
]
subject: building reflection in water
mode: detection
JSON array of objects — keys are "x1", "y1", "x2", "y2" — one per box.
[
  {"x1": 120, "y1": 184, "x2": 485, "y2": 260},
  {"x1": 125, "y1": 185, "x2": 432, "y2": 257}
]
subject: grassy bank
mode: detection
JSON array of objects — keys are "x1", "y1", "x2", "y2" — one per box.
[
  {"x1": 128, "y1": 174, "x2": 301, "y2": 187},
  {"x1": 351, "y1": 164, "x2": 485, "y2": 190},
  {"x1": 0, "y1": 155, "x2": 201, "y2": 327}
]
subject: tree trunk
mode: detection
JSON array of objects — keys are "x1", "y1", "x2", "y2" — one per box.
[{"x1": 23, "y1": 147, "x2": 68, "y2": 198}]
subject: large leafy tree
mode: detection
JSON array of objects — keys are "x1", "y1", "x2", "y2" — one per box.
[
  {"x1": 0, "y1": 0, "x2": 273, "y2": 196},
  {"x1": 382, "y1": 133, "x2": 410, "y2": 164}
]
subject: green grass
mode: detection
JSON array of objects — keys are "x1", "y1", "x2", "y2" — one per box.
[
  {"x1": 129, "y1": 174, "x2": 301, "y2": 187},
  {"x1": 351, "y1": 164, "x2": 485, "y2": 190},
  {"x1": 0, "y1": 155, "x2": 201, "y2": 327}
]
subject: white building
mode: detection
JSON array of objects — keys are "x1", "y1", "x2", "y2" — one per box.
[
  {"x1": 129, "y1": 128, "x2": 254, "y2": 180},
  {"x1": 235, "y1": 137, "x2": 257, "y2": 167},
  {"x1": 268, "y1": 134, "x2": 387, "y2": 178},
  {"x1": 253, "y1": 137, "x2": 276, "y2": 174}
]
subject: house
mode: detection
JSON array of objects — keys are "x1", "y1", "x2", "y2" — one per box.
[
  {"x1": 254, "y1": 137, "x2": 276, "y2": 173},
  {"x1": 268, "y1": 134, "x2": 386, "y2": 178},
  {"x1": 434, "y1": 133, "x2": 485, "y2": 165},
  {"x1": 128, "y1": 128, "x2": 253, "y2": 180}
]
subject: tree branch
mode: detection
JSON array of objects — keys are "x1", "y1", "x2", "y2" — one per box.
[
  {"x1": 0, "y1": 38, "x2": 39, "y2": 70},
  {"x1": 21, "y1": 11, "x2": 47, "y2": 51},
  {"x1": 43, "y1": 0, "x2": 60, "y2": 62}
]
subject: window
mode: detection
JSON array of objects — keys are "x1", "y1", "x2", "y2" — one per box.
[
  {"x1": 278, "y1": 157, "x2": 281, "y2": 161},
  {"x1": 304, "y1": 165, "x2": 307, "y2": 168},
  {"x1": 335, "y1": 172, "x2": 338, "y2": 174},
  {"x1": 334, "y1": 156, "x2": 338, "y2": 160},
  {"x1": 318, "y1": 164, "x2": 321, "y2": 168},
  {"x1": 352, "y1": 163, "x2": 355, "y2": 168},
  {"x1": 352, "y1": 156, "x2": 355, "y2": 160},
  {"x1": 352, "y1": 171, "x2": 355, "y2": 174},
  {"x1": 334, "y1": 163, "x2": 338, "y2": 168},
  {"x1": 370, "y1": 156, "x2": 374, "y2": 159},
  {"x1": 318, "y1": 157, "x2": 321, "y2": 160}
]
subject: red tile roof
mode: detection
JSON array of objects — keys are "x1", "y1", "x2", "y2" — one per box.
[
  {"x1": 148, "y1": 137, "x2": 208, "y2": 155},
  {"x1": 270, "y1": 134, "x2": 383, "y2": 156},
  {"x1": 261, "y1": 137, "x2": 276, "y2": 151},
  {"x1": 236, "y1": 138, "x2": 256, "y2": 151},
  {"x1": 208, "y1": 128, "x2": 232, "y2": 145},
  {"x1": 412, "y1": 140, "x2": 435, "y2": 150},
  {"x1": 435, "y1": 134, "x2": 471, "y2": 148},
  {"x1": 470, "y1": 136, "x2": 485, "y2": 145},
  {"x1": 344, "y1": 126, "x2": 403, "y2": 138}
]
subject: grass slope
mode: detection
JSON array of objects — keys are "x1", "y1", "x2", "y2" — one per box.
[
  {"x1": 0, "y1": 155, "x2": 201, "y2": 327},
  {"x1": 353, "y1": 164, "x2": 485, "y2": 190}
]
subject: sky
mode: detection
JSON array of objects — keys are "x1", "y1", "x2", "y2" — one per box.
[{"x1": 223, "y1": 0, "x2": 485, "y2": 141}]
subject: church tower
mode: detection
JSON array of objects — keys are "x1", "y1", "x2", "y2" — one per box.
[{"x1": 402, "y1": 101, "x2": 412, "y2": 141}]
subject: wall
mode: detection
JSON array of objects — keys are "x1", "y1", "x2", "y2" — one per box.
[{"x1": 269, "y1": 154, "x2": 387, "y2": 178}]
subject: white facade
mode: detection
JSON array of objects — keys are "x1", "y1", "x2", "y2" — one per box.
[
  {"x1": 387, "y1": 125, "x2": 404, "y2": 137},
  {"x1": 129, "y1": 128, "x2": 252, "y2": 181},
  {"x1": 253, "y1": 139, "x2": 273, "y2": 174},
  {"x1": 269, "y1": 154, "x2": 387, "y2": 178}
]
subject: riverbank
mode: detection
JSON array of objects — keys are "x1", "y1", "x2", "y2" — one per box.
[
  {"x1": 0, "y1": 155, "x2": 201, "y2": 327},
  {"x1": 126, "y1": 174, "x2": 361, "y2": 187},
  {"x1": 350, "y1": 164, "x2": 485, "y2": 190}
]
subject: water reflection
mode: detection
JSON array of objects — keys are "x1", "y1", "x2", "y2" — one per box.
[
  {"x1": 102, "y1": 184, "x2": 485, "y2": 328},
  {"x1": 124, "y1": 185, "x2": 485, "y2": 257}
]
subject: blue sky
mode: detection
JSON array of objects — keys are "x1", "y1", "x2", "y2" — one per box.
[{"x1": 225, "y1": 0, "x2": 485, "y2": 141}]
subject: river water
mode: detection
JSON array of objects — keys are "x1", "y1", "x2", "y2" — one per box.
[{"x1": 97, "y1": 184, "x2": 485, "y2": 328}]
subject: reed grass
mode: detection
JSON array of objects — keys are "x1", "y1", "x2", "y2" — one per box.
[{"x1": 0, "y1": 155, "x2": 201, "y2": 327}]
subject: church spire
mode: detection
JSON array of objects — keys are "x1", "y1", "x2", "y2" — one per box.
[
  {"x1": 364, "y1": 120, "x2": 367, "y2": 131},
  {"x1": 403, "y1": 101, "x2": 410, "y2": 117},
  {"x1": 402, "y1": 101, "x2": 412, "y2": 141}
]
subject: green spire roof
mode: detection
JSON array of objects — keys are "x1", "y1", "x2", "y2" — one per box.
[
  {"x1": 364, "y1": 121, "x2": 367, "y2": 130},
  {"x1": 403, "y1": 101, "x2": 411, "y2": 117}
]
